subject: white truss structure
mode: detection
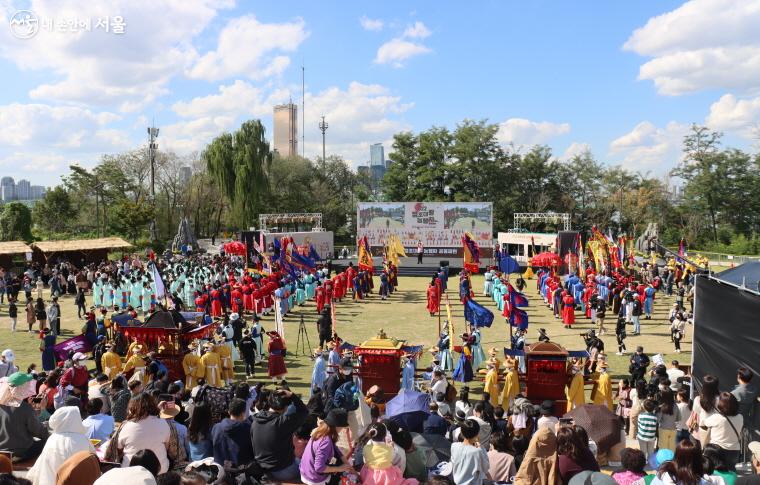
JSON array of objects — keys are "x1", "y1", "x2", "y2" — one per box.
[
  {"x1": 513, "y1": 212, "x2": 571, "y2": 231},
  {"x1": 259, "y1": 213, "x2": 324, "y2": 232}
]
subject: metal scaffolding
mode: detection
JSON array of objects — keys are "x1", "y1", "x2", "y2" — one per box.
[
  {"x1": 258, "y1": 213, "x2": 324, "y2": 232},
  {"x1": 513, "y1": 212, "x2": 571, "y2": 231}
]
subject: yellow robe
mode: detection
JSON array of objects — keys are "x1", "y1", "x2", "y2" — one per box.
[
  {"x1": 484, "y1": 368, "x2": 500, "y2": 407},
  {"x1": 216, "y1": 344, "x2": 234, "y2": 383},
  {"x1": 200, "y1": 351, "x2": 222, "y2": 387},
  {"x1": 182, "y1": 353, "x2": 203, "y2": 389},
  {"x1": 593, "y1": 371, "x2": 613, "y2": 411},
  {"x1": 123, "y1": 354, "x2": 149, "y2": 386},
  {"x1": 126, "y1": 341, "x2": 140, "y2": 361},
  {"x1": 566, "y1": 373, "x2": 586, "y2": 412},
  {"x1": 101, "y1": 351, "x2": 122, "y2": 381},
  {"x1": 500, "y1": 368, "x2": 520, "y2": 408}
]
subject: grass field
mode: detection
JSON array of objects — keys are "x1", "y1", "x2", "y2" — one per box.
[{"x1": 0, "y1": 272, "x2": 690, "y2": 399}]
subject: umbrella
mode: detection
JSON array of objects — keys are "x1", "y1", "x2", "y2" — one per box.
[
  {"x1": 564, "y1": 404, "x2": 622, "y2": 453},
  {"x1": 385, "y1": 390, "x2": 430, "y2": 433},
  {"x1": 531, "y1": 252, "x2": 562, "y2": 268},
  {"x1": 223, "y1": 241, "x2": 246, "y2": 256}
]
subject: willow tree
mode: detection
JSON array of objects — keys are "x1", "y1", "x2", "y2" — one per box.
[{"x1": 203, "y1": 120, "x2": 272, "y2": 227}]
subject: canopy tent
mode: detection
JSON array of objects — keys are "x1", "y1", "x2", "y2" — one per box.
[
  {"x1": 0, "y1": 241, "x2": 32, "y2": 269},
  {"x1": 142, "y1": 309, "x2": 188, "y2": 328},
  {"x1": 714, "y1": 261, "x2": 760, "y2": 292},
  {"x1": 32, "y1": 237, "x2": 132, "y2": 264}
]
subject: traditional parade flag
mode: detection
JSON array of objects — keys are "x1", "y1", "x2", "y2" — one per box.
[
  {"x1": 385, "y1": 234, "x2": 407, "y2": 266},
  {"x1": 151, "y1": 263, "x2": 166, "y2": 300},
  {"x1": 309, "y1": 243, "x2": 321, "y2": 262},
  {"x1": 495, "y1": 249, "x2": 521, "y2": 274},
  {"x1": 464, "y1": 298, "x2": 494, "y2": 328},
  {"x1": 358, "y1": 236, "x2": 374, "y2": 271},
  {"x1": 462, "y1": 232, "x2": 481, "y2": 273},
  {"x1": 509, "y1": 307, "x2": 529, "y2": 330},
  {"x1": 510, "y1": 290, "x2": 529, "y2": 308}
]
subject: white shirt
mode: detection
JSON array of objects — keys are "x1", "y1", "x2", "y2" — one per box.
[
  {"x1": 667, "y1": 368, "x2": 685, "y2": 390},
  {"x1": 703, "y1": 413, "x2": 743, "y2": 450},
  {"x1": 537, "y1": 415, "x2": 559, "y2": 432},
  {"x1": 118, "y1": 416, "x2": 171, "y2": 473},
  {"x1": 431, "y1": 378, "x2": 448, "y2": 397}
]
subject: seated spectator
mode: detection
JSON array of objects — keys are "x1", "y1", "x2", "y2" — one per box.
[
  {"x1": 611, "y1": 448, "x2": 646, "y2": 485},
  {"x1": 360, "y1": 422, "x2": 418, "y2": 485},
  {"x1": 450, "y1": 419, "x2": 489, "y2": 485},
  {"x1": 0, "y1": 372, "x2": 48, "y2": 460},
  {"x1": 94, "y1": 465, "x2": 157, "y2": 485},
  {"x1": 424, "y1": 403, "x2": 449, "y2": 436},
  {"x1": 736, "y1": 441, "x2": 760, "y2": 485},
  {"x1": 27, "y1": 406, "x2": 95, "y2": 485},
  {"x1": 654, "y1": 439, "x2": 704, "y2": 485},
  {"x1": 187, "y1": 402, "x2": 213, "y2": 461},
  {"x1": 106, "y1": 393, "x2": 171, "y2": 474},
  {"x1": 487, "y1": 430, "x2": 516, "y2": 483},
  {"x1": 396, "y1": 429, "x2": 428, "y2": 482},
  {"x1": 471, "y1": 402, "x2": 493, "y2": 450},
  {"x1": 557, "y1": 426, "x2": 600, "y2": 485},
  {"x1": 108, "y1": 376, "x2": 131, "y2": 424},
  {"x1": 493, "y1": 406, "x2": 509, "y2": 434},
  {"x1": 83, "y1": 398, "x2": 115, "y2": 442},
  {"x1": 55, "y1": 450, "x2": 102, "y2": 485},
  {"x1": 514, "y1": 427, "x2": 558, "y2": 485},
  {"x1": 88, "y1": 374, "x2": 111, "y2": 415},
  {"x1": 211, "y1": 398, "x2": 253, "y2": 467},
  {"x1": 129, "y1": 449, "x2": 161, "y2": 478},
  {"x1": 299, "y1": 408, "x2": 353, "y2": 484},
  {"x1": 250, "y1": 388, "x2": 308, "y2": 483}
]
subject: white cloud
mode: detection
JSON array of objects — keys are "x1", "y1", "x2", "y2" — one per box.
[
  {"x1": 608, "y1": 121, "x2": 689, "y2": 170},
  {"x1": 171, "y1": 80, "x2": 271, "y2": 119},
  {"x1": 186, "y1": 15, "x2": 308, "y2": 82},
  {"x1": 706, "y1": 93, "x2": 760, "y2": 136},
  {"x1": 496, "y1": 118, "x2": 571, "y2": 146},
  {"x1": 161, "y1": 115, "x2": 237, "y2": 154},
  {"x1": 0, "y1": 152, "x2": 67, "y2": 176},
  {"x1": 562, "y1": 142, "x2": 592, "y2": 160},
  {"x1": 403, "y1": 21, "x2": 431, "y2": 39},
  {"x1": 0, "y1": 0, "x2": 233, "y2": 110},
  {"x1": 359, "y1": 15, "x2": 384, "y2": 31},
  {"x1": 624, "y1": 0, "x2": 760, "y2": 95},
  {"x1": 374, "y1": 38, "x2": 431, "y2": 67}
]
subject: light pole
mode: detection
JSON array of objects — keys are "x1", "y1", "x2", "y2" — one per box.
[
  {"x1": 148, "y1": 125, "x2": 159, "y2": 242},
  {"x1": 318, "y1": 116, "x2": 328, "y2": 162}
]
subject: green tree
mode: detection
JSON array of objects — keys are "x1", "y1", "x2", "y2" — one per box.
[
  {"x1": 108, "y1": 198, "x2": 155, "y2": 243},
  {"x1": 0, "y1": 202, "x2": 33, "y2": 241},
  {"x1": 381, "y1": 131, "x2": 418, "y2": 200},
  {"x1": 33, "y1": 186, "x2": 76, "y2": 235},
  {"x1": 204, "y1": 120, "x2": 272, "y2": 227}
]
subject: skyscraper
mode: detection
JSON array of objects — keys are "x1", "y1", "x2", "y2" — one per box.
[
  {"x1": 30, "y1": 185, "x2": 46, "y2": 199},
  {"x1": 370, "y1": 143, "x2": 384, "y2": 167},
  {"x1": 1, "y1": 177, "x2": 15, "y2": 201},
  {"x1": 16, "y1": 179, "x2": 30, "y2": 200},
  {"x1": 273, "y1": 103, "x2": 298, "y2": 158}
]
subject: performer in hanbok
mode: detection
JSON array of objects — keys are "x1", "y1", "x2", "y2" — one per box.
[
  {"x1": 452, "y1": 333, "x2": 474, "y2": 383},
  {"x1": 141, "y1": 283, "x2": 152, "y2": 314},
  {"x1": 101, "y1": 342, "x2": 122, "y2": 381},
  {"x1": 216, "y1": 337, "x2": 234, "y2": 386},
  {"x1": 561, "y1": 290, "x2": 575, "y2": 328},
  {"x1": 93, "y1": 277, "x2": 103, "y2": 308},
  {"x1": 123, "y1": 344, "x2": 150, "y2": 386},
  {"x1": 426, "y1": 279, "x2": 439, "y2": 316},
  {"x1": 483, "y1": 270, "x2": 494, "y2": 296},
  {"x1": 200, "y1": 341, "x2": 222, "y2": 387},
  {"x1": 103, "y1": 279, "x2": 114, "y2": 308},
  {"x1": 327, "y1": 340, "x2": 341, "y2": 374},
  {"x1": 210, "y1": 288, "x2": 223, "y2": 317},
  {"x1": 401, "y1": 353, "x2": 416, "y2": 392},
  {"x1": 512, "y1": 328, "x2": 527, "y2": 374},
  {"x1": 267, "y1": 330, "x2": 287, "y2": 381},
  {"x1": 643, "y1": 283, "x2": 656, "y2": 319},
  {"x1": 592, "y1": 362, "x2": 613, "y2": 410},
  {"x1": 310, "y1": 348, "x2": 328, "y2": 396},
  {"x1": 434, "y1": 329, "x2": 453, "y2": 371},
  {"x1": 483, "y1": 358, "x2": 500, "y2": 406},
  {"x1": 470, "y1": 327, "x2": 486, "y2": 369},
  {"x1": 500, "y1": 356, "x2": 520, "y2": 408},
  {"x1": 220, "y1": 319, "x2": 238, "y2": 360},
  {"x1": 566, "y1": 363, "x2": 586, "y2": 412},
  {"x1": 182, "y1": 341, "x2": 202, "y2": 389},
  {"x1": 251, "y1": 316, "x2": 264, "y2": 363}
]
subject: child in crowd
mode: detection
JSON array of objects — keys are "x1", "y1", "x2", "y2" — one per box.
[
  {"x1": 360, "y1": 423, "x2": 418, "y2": 485},
  {"x1": 675, "y1": 388, "x2": 692, "y2": 444},
  {"x1": 637, "y1": 399, "x2": 658, "y2": 461},
  {"x1": 611, "y1": 448, "x2": 647, "y2": 485}
]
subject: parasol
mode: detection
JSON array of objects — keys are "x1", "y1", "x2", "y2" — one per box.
[
  {"x1": 531, "y1": 251, "x2": 562, "y2": 268},
  {"x1": 223, "y1": 241, "x2": 246, "y2": 256},
  {"x1": 385, "y1": 390, "x2": 430, "y2": 433},
  {"x1": 564, "y1": 404, "x2": 622, "y2": 453}
]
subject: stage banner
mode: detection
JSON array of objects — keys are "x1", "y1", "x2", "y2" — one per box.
[
  {"x1": 692, "y1": 276, "x2": 760, "y2": 400},
  {"x1": 261, "y1": 231, "x2": 334, "y2": 261},
  {"x1": 357, "y1": 202, "x2": 493, "y2": 257}
]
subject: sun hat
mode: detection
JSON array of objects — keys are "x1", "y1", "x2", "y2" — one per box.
[
  {"x1": 1, "y1": 349, "x2": 15, "y2": 362},
  {"x1": 8, "y1": 372, "x2": 33, "y2": 387},
  {"x1": 72, "y1": 352, "x2": 87, "y2": 362}
]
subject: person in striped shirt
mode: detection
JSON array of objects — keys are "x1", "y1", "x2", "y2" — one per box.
[{"x1": 637, "y1": 399, "x2": 658, "y2": 460}]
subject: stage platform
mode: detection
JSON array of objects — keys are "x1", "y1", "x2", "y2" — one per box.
[{"x1": 331, "y1": 256, "x2": 492, "y2": 276}]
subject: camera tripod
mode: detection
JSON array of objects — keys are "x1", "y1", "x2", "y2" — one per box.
[{"x1": 296, "y1": 315, "x2": 312, "y2": 356}]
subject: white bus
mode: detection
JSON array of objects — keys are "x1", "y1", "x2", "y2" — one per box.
[{"x1": 497, "y1": 231, "x2": 557, "y2": 265}]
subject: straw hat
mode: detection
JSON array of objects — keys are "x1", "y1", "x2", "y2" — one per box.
[
  {"x1": 488, "y1": 347, "x2": 499, "y2": 356},
  {"x1": 202, "y1": 342, "x2": 214, "y2": 350}
]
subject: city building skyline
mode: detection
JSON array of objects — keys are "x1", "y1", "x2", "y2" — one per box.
[
  {"x1": 273, "y1": 103, "x2": 298, "y2": 158},
  {"x1": 370, "y1": 143, "x2": 384, "y2": 167},
  {"x1": 0, "y1": 176, "x2": 47, "y2": 202}
]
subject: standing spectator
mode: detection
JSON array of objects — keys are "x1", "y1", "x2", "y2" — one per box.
[
  {"x1": 667, "y1": 360, "x2": 686, "y2": 392},
  {"x1": 636, "y1": 399, "x2": 658, "y2": 460},
  {"x1": 75, "y1": 288, "x2": 87, "y2": 319},
  {"x1": 675, "y1": 389, "x2": 692, "y2": 445},
  {"x1": 238, "y1": 329, "x2": 257, "y2": 378},
  {"x1": 416, "y1": 241, "x2": 424, "y2": 264},
  {"x1": 35, "y1": 277, "x2": 44, "y2": 299},
  {"x1": 703, "y1": 392, "x2": 743, "y2": 468},
  {"x1": 187, "y1": 402, "x2": 213, "y2": 460},
  {"x1": 450, "y1": 419, "x2": 490, "y2": 485},
  {"x1": 732, "y1": 367, "x2": 758, "y2": 429},
  {"x1": 487, "y1": 430, "x2": 517, "y2": 483},
  {"x1": 611, "y1": 448, "x2": 646, "y2": 485},
  {"x1": 629, "y1": 346, "x2": 649, "y2": 384},
  {"x1": 250, "y1": 388, "x2": 309, "y2": 483},
  {"x1": 671, "y1": 312, "x2": 686, "y2": 353},
  {"x1": 656, "y1": 389, "x2": 680, "y2": 452},
  {"x1": 615, "y1": 379, "x2": 633, "y2": 435},
  {"x1": 25, "y1": 298, "x2": 35, "y2": 332},
  {"x1": 690, "y1": 374, "x2": 720, "y2": 445},
  {"x1": 7, "y1": 297, "x2": 17, "y2": 332},
  {"x1": 47, "y1": 296, "x2": 61, "y2": 335},
  {"x1": 27, "y1": 406, "x2": 94, "y2": 485},
  {"x1": 556, "y1": 426, "x2": 600, "y2": 485},
  {"x1": 34, "y1": 297, "x2": 47, "y2": 331},
  {"x1": 107, "y1": 393, "x2": 171, "y2": 473},
  {"x1": 211, "y1": 398, "x2": 253, "y2": 468},
  {"x1": 299, "y1": 408, "x2": 353, "y2": 484}
]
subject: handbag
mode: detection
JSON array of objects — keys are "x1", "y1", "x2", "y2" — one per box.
[{"x1": 103, "y1": 422, "x2": 126, "y2": 463}]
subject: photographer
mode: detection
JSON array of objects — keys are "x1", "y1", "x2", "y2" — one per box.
[
  {"x1": 629, "y1": 346, "x2": 649, "y2": 383},
  {"x1": 250, "y1": 388, "x2": 309, "y2": 483}
]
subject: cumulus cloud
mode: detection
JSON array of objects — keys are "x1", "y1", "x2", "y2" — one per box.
[
  {"x1": 706, "y1": 93, "x2": 760, "y2": 136},
  {"x1": 171, "y1": 80, "x2": 271, "y2": 119},
  {"x1": 496, "y1": 118, "x2": 571, "y2": 146},
  {"x1": 359, "y1": 15, "x2": 384, "y2": 31},
  {"x1": 374, "y1": 21, "x2": 432, "y2": 67},
  {"x1": 403, "y1": 21, "x2": 431, "y2": 39},
  {"x1": 187, "y1": 15, "x2": 308, "y2": 82},
  {"x1": 608, "y1": 121, "x2": 689, "y2": 170},
  {"x1": 562, "y1": 142, "x2": 592, "y2": 161},
  {"x1": 624, "y1": 0, "x2": 760, "y2": 95}
]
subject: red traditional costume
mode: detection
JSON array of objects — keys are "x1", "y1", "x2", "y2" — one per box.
[
  {"x1": 210, "y1": 289, "x2": 223, "y2": 317},
  {"x1": 267, "y1": 331, "x2": 287, "y2": 378},
  {"x1": 426, "y1": 283, "x2": 439, "y2": 315},
  {"x1": 562, "y1": 292, "x2": 575, "y2": 327}
]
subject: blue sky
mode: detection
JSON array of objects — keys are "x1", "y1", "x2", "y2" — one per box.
[{"x1": 1, "y1": 0, "x2": 759, "y2": 186}]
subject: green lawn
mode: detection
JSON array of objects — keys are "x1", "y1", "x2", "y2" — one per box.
[{"x1": 0, "y1": 273, "x2": 690, "y2": 398}]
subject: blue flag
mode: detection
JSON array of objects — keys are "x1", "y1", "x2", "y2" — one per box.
[
  {"x1": 509, "y1": 308, "x2": 529, "y2": 330},
  {"x1": 464, "y1": 298, "x2": 494, "y2": 328},
  {"x1": 309, "y1": 243, "x2": 321, "y2": 261},
  {"x1": 497, "y1": 251, "x2": 522, "y2": 274}
]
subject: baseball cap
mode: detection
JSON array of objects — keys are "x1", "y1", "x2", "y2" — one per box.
[
  {"x1": 1, "y1": 349, "x2": 15, "y2": 362},
  {"x1": 7, "y1": 372, "x2": 33, "y2": 387},
  {"x1": 749, "y1": 441, "x2": 760, "y2": 461},
  {"x1": 72, "y1": 352, "x2": 87, "y2": 362}
]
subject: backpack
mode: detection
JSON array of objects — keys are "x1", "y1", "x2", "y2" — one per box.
[{"x1": 332, "y1": 381, "x2": 359, "y2": 411}]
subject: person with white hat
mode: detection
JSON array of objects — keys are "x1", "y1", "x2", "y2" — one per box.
[
  {"x1": 0, "y1": 349, "x2": 18, "y2": 377},
  {"x1": 61, "y1": 352, "x2": 90, "y2": 402}
]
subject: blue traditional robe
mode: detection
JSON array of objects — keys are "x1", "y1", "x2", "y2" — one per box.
[
  {"x1": 310, "y1": 356, "x2": 327, "y2": 396},
  {"x1": 402, "y1": 359, "x2": 416, "y2": 391}
]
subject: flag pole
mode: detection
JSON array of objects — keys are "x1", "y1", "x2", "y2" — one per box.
[{"x1": 437, "y1": 295, "x2": 442, "y2": 337}]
